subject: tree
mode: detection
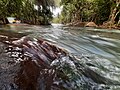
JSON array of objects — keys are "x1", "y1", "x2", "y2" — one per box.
[
  {"x1": 109, "y1": 0, "x2": 120, "y2": 25},
  {"x1": 91, "y1": 0, "x2": 112, "y2": 24},
  {"x1": 0, "y1": 0, "x2": 55, "y2": 25},
  {"x1": 60, "y1": 0, "x2": 120, "y2": 26},
  {"x1": 60, "y1": 0, "x2": 93, "y2": 23}
]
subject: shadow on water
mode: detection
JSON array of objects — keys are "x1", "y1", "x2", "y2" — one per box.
[{"x1": 0, "y1": 24, "x2": 120, "y2": 90}]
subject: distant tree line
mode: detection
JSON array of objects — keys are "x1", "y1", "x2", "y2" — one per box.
[
  {"x1": 0, "y1": 0, "x2": 55, "y2": 25},
  {"x1": 60, "y1": 0, "x2": 120, "y2": 26}
]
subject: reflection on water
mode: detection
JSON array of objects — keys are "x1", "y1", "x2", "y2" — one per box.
[{"x1": 0, "y1": 24, "x2": 120, "y2": 90}]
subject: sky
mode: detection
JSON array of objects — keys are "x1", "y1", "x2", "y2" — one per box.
[
  {"x1": 52, "y1": 7, "x2": 62, "y2": 17},
  {"x1": 34, "y1": 5, "x2": 62, "y2": 17}
]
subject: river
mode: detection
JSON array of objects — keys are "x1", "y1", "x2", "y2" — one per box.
[{"x1": 0, "y1": 24, "x2": 120, "y2": 90}]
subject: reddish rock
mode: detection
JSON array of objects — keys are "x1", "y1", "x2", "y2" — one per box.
[{"x1": 85, "y1": 22, "x2": 98, "y2": 27}]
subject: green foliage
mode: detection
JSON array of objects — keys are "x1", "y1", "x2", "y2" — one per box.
[
  {"x1": 54, "y1": 0, "x2": 61, "y2": 7},
  {"x1": 52, "y1": 13, "x2": 62, "y2": 23},
  {"x1": 60, "y1": 0, "x2": 120, "y2": 25},
  {"x1": 60, "y1": 0, "x2": 91, "y2": 23},
  {"x1": 52, "y1": 17, "x2": 60, "y2": 23},
  {"x1": 0, "y1": 0, "x2": 55, "y2": 25},
  {"x1": 92, "y1": 0, "x2": 112, "y2": 24}
]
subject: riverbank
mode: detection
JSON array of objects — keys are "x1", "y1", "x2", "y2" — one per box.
[
  {"x1": 7, "y1": 23, "x2": 29, "y2": 26},
  {"x1": 0, "y1": 17, "x2": 51, "y2": 26},
  {"x1": 66, "y1": 21, "x2": 120, "y2": 30},
  {"x1": 99, "y1": 22, "x2": 120, "y2": 30}
]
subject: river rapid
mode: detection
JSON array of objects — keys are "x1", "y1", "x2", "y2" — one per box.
[{"x1": 0, "y1": 24, "x2": 120, "y2": 90}]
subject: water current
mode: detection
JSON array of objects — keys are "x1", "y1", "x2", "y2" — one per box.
[{"x1": 0, "y1": 24, "x2": 120, "y2": 90}]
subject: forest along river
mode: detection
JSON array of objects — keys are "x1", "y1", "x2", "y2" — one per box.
[{"x1": 0, "y1": 24, "x2": 120, "y2": 90}]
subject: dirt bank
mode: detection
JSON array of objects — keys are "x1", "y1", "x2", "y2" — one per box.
[{"x1": 66, "y1": 21, "x2": 120, "y2": 30}]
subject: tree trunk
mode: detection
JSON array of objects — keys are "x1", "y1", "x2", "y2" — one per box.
[
  {"x1": 0, "y1": 18, "x2": 9, "y2": 24},
  {"x1": 109, "y1": 0, "x2": 120, "y2": 25}
]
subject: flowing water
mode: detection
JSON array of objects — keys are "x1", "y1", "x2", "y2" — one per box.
[{"x1": 0, "y1": 24, "x2": 120, "y2": 90}]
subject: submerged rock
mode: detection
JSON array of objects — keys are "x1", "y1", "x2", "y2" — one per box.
[{"x1": 0, "y1": 36, "x2": 118, "y2": 90}]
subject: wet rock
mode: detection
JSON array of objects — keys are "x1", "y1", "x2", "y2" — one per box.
[
  {"x1": 5, "y1": 37, "x2": 68, "y2": 90},
  {"x1": 0, "y1": 42, "x2": 19, "y2": 90},
  {"x1": 85, "y1": 22, "x2": 98, "y2": 27},
  {"x1": 0, "y1": 36, "x2": 117, "y2": 90}
]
